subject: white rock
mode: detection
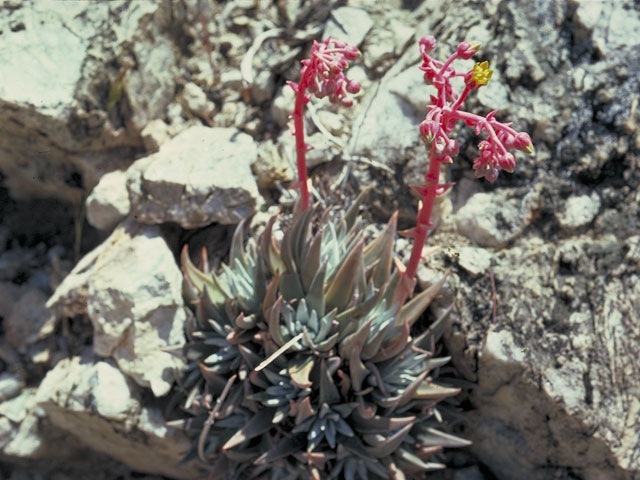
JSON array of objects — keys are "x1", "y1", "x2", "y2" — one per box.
[
  {"x1": 0, "y1": 1, "x2": 177, "y2": 203},
  {"x1": 36, "y1": 355, "x2": 203, "y2": 479},
  {"x1": 141, "y1": 119, "x2": 170, "y2": 153},
  {"x1": 556, "y1": 193, "x2": 600, "y2": 229},
  {"x1": 0, "y1": 390, "x2": 31, "y2": 424},
  {"x1": 0, "y1": 372, "x2": 23, "y2": 403},
  {"x1": 86, "y1": 170, "x2": 131, "y2": 230},
  {"x1": 350, "y1": 83, "x2": 419, "y2": 161},
  {"x1": 181, "y1": 82, "x2": 215, "y2": 121},
  {"x1": 457, "y1": 246, "x2": 492, "y2": 276},
  {"x1": 47, "y1": 219, "x2": 186, "y2": 397},
  {"x1": 324, "y1": 7, "x2": 374, "y2": 47},
  {"x1": 270, "y1": 85, "x2": 296, "y2": 128},
  {"x1": 456, "y1": 191, "x2": 537, "y2": 248},
  {"x1": 128, "y1": 126, "x2": 260, "y2": 228}
]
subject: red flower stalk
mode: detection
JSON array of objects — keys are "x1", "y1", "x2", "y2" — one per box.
[
  {"x1": 288, "y1": 38, "x2": 361, "y2": 210},
  {"x1": 395, "y1": 36, "x2": 534, "y2": 307}
]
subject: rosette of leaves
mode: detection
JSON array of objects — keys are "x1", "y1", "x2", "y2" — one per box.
[{"x1": 172, "y1": 195, "x2": 469, "y2": 479}]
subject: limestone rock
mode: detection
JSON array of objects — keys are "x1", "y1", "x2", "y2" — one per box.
[
  {"x1": 455, "y1": 190, "x2": 539, "y2": 248},
  {"x1": 36, "y1": 355, "x2": 203, "y2": 479},
  {"x1": 128, "y1": 126, "x2": 259, "y2": 228},
  {"x1": 556, "y1": 192, "x2": 601, "y2": 229},
  {"x1": 0, "y1": 1, "x2": 181, "y2": 203},
  {"x1": 324, "y1": 7, "x2": 374, "y2": 47},
  {"x1": 86, "y1": 170, "x2": 131, "y2": 231},
  {"x1": 181, "y1": 82, "x2": 215, "y2": 122},
  {"x1": 47, "y1": 219, "x2": 185, "y2": 397},
  {"x1": 140, "y1": 119, "x2": 170, "y2": 153},
  {"x1": 448, "y1": 232, "x2": 640, "y2": 479}
]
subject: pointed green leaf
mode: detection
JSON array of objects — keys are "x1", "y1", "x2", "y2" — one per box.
[
  {"x1": 364, "y1": 423, "x2": 413, "y2": 458},
  {"x1": 339, "y1": 317, "x2": 373, "y2": 360},
  {"x1": 371, "y1": 319, "x2": 410, "y2": 362},
  {"x1": 181, "y1": 245, "x2": 211, "y2": 294},
  {"x1": 325, "y1": 240, "x2": 364, "y2": 312},
  {"x1": 223, "y1": 408, "x2": 277, "y2": 451},
  {"x1": 344, "y1": 187, "x2": 371, "y2": 231},
  {"x1": 267, "y1": 297, "x2": 286, "y2": 346},
  {"x1": 261, "y1": 214, "x2": 286, "y2": 275},
  {"x1": 319, "y1": 359, "x2": 340, "y2": 405},
  {"x1": 401, "y1": 273, "x2": 447, "y2": 328},
  {"x1": 280, "y1": 272, "x2": 305, "y2": 301},
  {"x1": 364, "y1": 212, "x2": 397, "y2": 288},
  {"x1": 413, "y1": 381, "x2": 461, "y2": 401},
  {"x1": 351, "y1": 411, "x2": 415, "y2": 434},
  {"x1": 301, "y1": 229, "x2": 323, "y2": 292},
  {"x1": 396, "y1": 448, "x2": 445, "y2": 471},
  {"x1": 289, "y1": 355, "x2": 314, "y2": 388},
  {"x1": 255, "y1": 436, "x2": 302, "y2": 464},
  {"x1": 417, "y1": 427, "x2": 472, "y2": 448},
  {"x1": 229, "y1": 220, "x2": 246, "y2": 269}
]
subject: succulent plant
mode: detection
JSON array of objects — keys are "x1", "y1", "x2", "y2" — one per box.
[{"x1": 171, "y1": 194, "x2": 469, "y2": 479}]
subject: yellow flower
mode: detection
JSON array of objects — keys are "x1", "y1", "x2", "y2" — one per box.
[{"x1": 472, "y1": 61, "x2": 493, "y2": 87}]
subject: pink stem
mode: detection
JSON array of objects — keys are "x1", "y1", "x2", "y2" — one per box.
[
  {"x1": 395, "y1": 154, "x2": 443, "y2": 307},
  {"x1": 292, "y1": 72, "x2": 313, "y2": 211}
]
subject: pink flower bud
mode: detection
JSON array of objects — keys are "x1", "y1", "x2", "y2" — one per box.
[
  {"x1": 497, "y1": 153, "x2": 516, "y2": 173},
  {"x1": 346, "y1": 79, "x2": 360, "y2": 94},
  {"x1": 419, "y1": 36, "x2": 437, "y2": 53},
  {"x1": 457, "y1": 41, "x2": 481, "y2": 60},
  {"x1": 419, "y1": 120, "x2": 439, "y2": 141},
  {"x1": 512, "y1": 132, "x2": 533, "y2": 152}
]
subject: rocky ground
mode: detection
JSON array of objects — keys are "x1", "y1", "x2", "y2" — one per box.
[{"x1": 0, "y1": 0, "x2": 639, "y2": 479}]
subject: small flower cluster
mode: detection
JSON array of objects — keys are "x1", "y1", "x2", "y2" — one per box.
[
  {"x1": 417, "y1": 35, "x2": 533, "y2": 182},
  {"x1": 288, "y1": 38, "x2": 361, "y2": 211},
  {"x1": 287, "y1": 37, "x2": 361, "y2": 108}
]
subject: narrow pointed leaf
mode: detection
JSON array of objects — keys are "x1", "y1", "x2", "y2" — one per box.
[
  {"x1": 301, "y1": 229, "x2": 323, "y2": 292},
  {"x1": 326, "y1": 240, "x2": 364, "y2": 312},
  {"x1": 222, "y1": 408, "x2": 277, "y2": 451},
  {"x1": 414, "y1": 381, "x2": 461, "y2": 401},
  {"x1": 417, "y1": 427, "x2": 472, "y2": 448},
  {"x1": 396, "y1": 448, "x2": 445, "y2": 471},
  {"x1": 364, "y1": 423, "x2": 413, "y2": 458},
  {"x1": 181, "y1": 245, "x2": 212, "y2": 294},
  {"x1": 400, "y1": 274, "x2": 447, "y2": 327},
  {"x1": 319, "y1": 358, "x2": 340, "y2": 404},
  {"x1": 229, "y1": 220, "x2": 246, "y2": 269},
  {"x1": 289, "y1": 355, "x2": 314, "y2": 388}
]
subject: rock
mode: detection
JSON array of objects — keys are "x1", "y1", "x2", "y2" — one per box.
[
  {"x1": 0, "y1": 388, "x2": 44, "y2": 459},
  {"x1": 0, "y1": 1, "x2": 182, "y2": 203},
  {"x1": 270, "y1": 85, "x2": 296, "y2": 128},
  {"x1": 0, "y1": 373, "x2": 24, "y2": 403},
  {"x1": 323, "y1": 7, "x2": 374, "y2": 47},
  {"x1": 456, "y1": 246, "x2": 492, "y2": 276},
  {"x1": 85, "y1": 170, "x2": 131, "y2": 231},
  {"x1": 181, "y1": 82, "x2": 215, "y2": 122},
  {"x1": 253, "y1": 141, "x2": 294, "y2": 189},
  {"x1": 128, "y1": 126, "x2": 260, "y2": 228},
  {"x1": 47, "y1": 219, "x2": 186, "y2": 397},
  {"x1": 449, "y1": 231, "x2": 640, "y2": 479},
  {"x1": 4, "y1": 288, "x2": 56, "y2": 353},
  {"x1": 140, "y1": 119, "x2": 170, "y2": 153},
  {"x1": 455, "y1": 190, "x2": 539, "y2": 248},
  {"x1": 350, "y1": 82, "x2": 419, "y2": 161},
  {"x1": 36, "y1": 355, "x2": 203, "y2": 479},
  {"x1": 250, "y1": 70, "x2": 275, "y2": 104},
  {"x1": 556, "y1": 192, "x2": 601, "y2": 229}
]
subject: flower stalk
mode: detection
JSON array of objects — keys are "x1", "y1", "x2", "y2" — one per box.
[
  {"x1": 288, "y1": 38, "x2": 361, "y2": 210},
  {"x1": 395, "y1": 36, "x2": 534, "y2": 307}
]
